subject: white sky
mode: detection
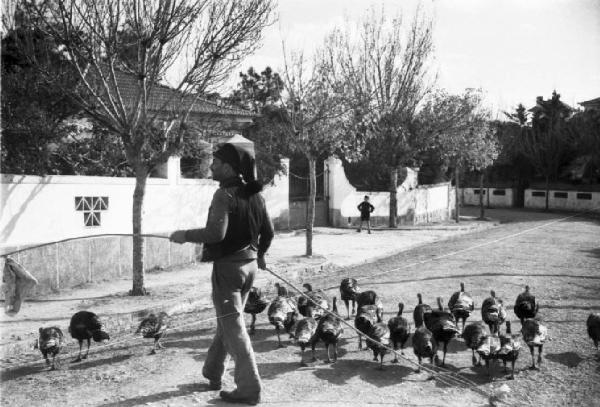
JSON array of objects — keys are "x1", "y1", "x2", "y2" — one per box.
[{"x1": 221, "y1": 0, "x2": 600, "y2": 116}]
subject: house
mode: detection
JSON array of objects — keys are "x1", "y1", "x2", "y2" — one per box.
[
  {"x1": 527, "y1": 93, "x2": 575, "y2": 120},
  {"x1": 579, "y1": 97, "x2": 600, "y2": 112},
  {"x1": 94, "y1": 68, "x2": 258, "y2": 140}
]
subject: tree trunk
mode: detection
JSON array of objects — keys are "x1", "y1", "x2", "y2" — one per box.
[
  {"x1": 389, "y1": 167, "x2": 398, "y2": 228},
  {"x1": 305, "y1": 156, "x2": 317, "y2": 257},
  {"x1": 544, "y1": 174, "x2": 550, "y2": 211},
  {"x1": 478, "y1": 172, "x2": 485, "y2": 219},
  {"x1": 454, "y1": 166, "x2": 460, "y2": 223},
  {"x1": 131, "y1": 162, "x2": 148, "y2": 296}
]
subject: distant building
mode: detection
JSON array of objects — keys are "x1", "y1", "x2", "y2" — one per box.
[
  {"x1": 107, "y1": 69, "x2": 257, "y2": 139},
  {"x1": 579, "y1": 97, "x2": 600, "y2": 112},
  {"x1": 527, "y1": 93, "x2": 575, "y2": 119}
]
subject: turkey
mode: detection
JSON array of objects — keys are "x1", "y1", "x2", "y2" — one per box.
[
  {"x1": 297, "y1": 283, "x2": 329, "y2": 319},
  {"x1": 497, "y1": 321, "x2": 521, "y2": 379},
  {"x1": 294, "y1": 316, "x2": 319, "y2": 366},
  {"x1": 355, "y1": 304, "x2": 378, "y2": 350},
  {"x1": 316, "y1": 297, "x2": 344, "y2": 363},
  {"x1": 424, "y1": 297, "x2": 459, "y2": 367},
  {"x1": 587, "y1": 313, "x2": 600, "y2": 350},
  {"x1": 244, "y1": 287, "x2": 269, "y2": 335},
  {"x1": 462, "y1": 321, "x2": 490, "y2": 366},
  {"x1": 481, "y1": 290, "x2": 507, "y2": 335},
  {"x1": 413, "y1": 293, "x2": 433, "y2": 328},
  {"x1": 412, "y1": 326, "x2": 435, "y2": 373},
  {"x1": 68, "y1": 311, "x2": 110, "y2": 362},
  {"x1": 387, "y1": 302, "x2": 411, "y2": 363},
  {"x1": 448, "y1": 282, "x2": 475, "y2": 332},
  {"x1": 268, "y1": 285, "x2": 298, "y2": 347},
  {"x1": 514, "y1": 285, "x2": 539, "y2": 325},
  {"x1": 356, "y1": 290, "x2": 384, "y2": 322},
  {"x1": 136, "y1": 312, "x2": 169, "y2": 354},
  {"x1": 521, "y1": 317, "x2": 548, "y2": 370},
  {"x1": 339, "y1": 278, "x2": 360, "y2": 319},
  {"x1": 35, "y1": 327, "x2": 64, "y2": 370},
  {"x1": 366, "y1": 321, "x2": 391, "y2": 370},
  {"x1": 475, "y1": 332, "x2": 501, "y2": 378}
]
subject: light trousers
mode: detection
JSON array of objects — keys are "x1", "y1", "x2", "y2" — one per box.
[{"x1": 202, "y1": 259, "x2": 261, "y2": 396}]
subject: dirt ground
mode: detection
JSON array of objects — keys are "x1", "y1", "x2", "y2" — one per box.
[{"x1": 1, "y1": 208, "x2": 599, "y2": 407}]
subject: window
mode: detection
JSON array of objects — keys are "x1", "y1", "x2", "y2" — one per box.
[
  {"x1": 492, "y1": 189, "x2": 506, "y2": 196},
  {"x1": 75, "y1": 196, "x2": 109, "y2": 227},
  {"x1": 554, "y1": 192, "x2": 568, "y2": 199},
  {"x1": 473, "y1": 189, "x2": 485, "y2": 195},
  {"x1": 576, "y1": 193, "x2": 592, "y2": 200},
  {"x1": 532, "y1": 191, "x2": 545, "y2": 197}
]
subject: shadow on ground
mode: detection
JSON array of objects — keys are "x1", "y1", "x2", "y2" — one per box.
[
  {"x1": 97, "y1": 382, "x2": 213, "y2": 407},
  {"x1": 580, "y1": 247, "x2": 600, "y2": 259},
  {"x1": 545, "y1": 351, "x2": 584, "y2": 368}
]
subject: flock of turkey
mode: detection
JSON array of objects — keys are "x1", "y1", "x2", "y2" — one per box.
[
  {"x1": 33, "y1": 279, "x2": 600, "y2": 382},
  {"x1": 35, "y1": 309, "x2": 165, "y2": 370},
  {"x1": 245, "y1": 279, "x2": 600, "y2": 380}
]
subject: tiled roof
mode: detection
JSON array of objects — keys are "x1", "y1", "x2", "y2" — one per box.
[
  {"x1": 93, "y1": 68, "x2": 256, "y2": 118},
  {"x1": 579, "y1": 97, "x2": 600, "y2": 106}
]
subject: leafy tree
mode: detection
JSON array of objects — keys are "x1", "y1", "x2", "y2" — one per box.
[
  {"x1": 518, "y1": 91, "x2": 573, "y2": 210},
  {"x1": 419, "y1": 89, "x2": 498, "y2": 221},
  {"x1": 16, "y1": 0, "x2": 275, "y2": 295},
  {"x1": 325, "y1": 7, "x2": 435, "y2": 227},
  {"x1": 1, "y1": 12, "x2": 82, "y2": 175},
  {"x1": 504, "y1": 103, "x2": 528, "y2": 126},
  {"x1": 569, "y1": 108, "x2": 600, "y2": 183},
  {"x1": 227, "y1": 67, "x2": 289, "y2": 184},
  {"x1": 228, "y1": 66, "x2": 284, "y2": 112}
]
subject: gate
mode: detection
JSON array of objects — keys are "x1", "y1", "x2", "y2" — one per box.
[{"x1": 288, "y1": 158, "x2": 328, "y2": 229}]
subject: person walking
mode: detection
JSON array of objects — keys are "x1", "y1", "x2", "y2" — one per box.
[
  {"x1": 357, "y1": 195, "x2": 375, "y2": 234},
  {"x1": 170, "y1": 143, "x2": 274, "y2": 405}
]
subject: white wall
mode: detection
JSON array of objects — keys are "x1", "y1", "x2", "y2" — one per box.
[
  {"x1": 326, "y1": 157, "x2": 454, "y2": 226},
  {"x1": 0, "y1": 157, "x2": 290, "y2": 249},
  {"x1": 414, "y1": 183, "x2": 454, "y2": 224},
  {"x1": 461, "y1": 188, "x2": 515, "y2": 207},
  {"x1": 525, "y1": 189, "x2": 600, "y2": 211}
]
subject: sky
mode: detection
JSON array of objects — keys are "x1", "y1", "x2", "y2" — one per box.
[{"x1": 221, "y1": 0, "x2": 600, "y2": 117}]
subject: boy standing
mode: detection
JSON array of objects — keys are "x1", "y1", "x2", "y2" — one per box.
[{"x1": 357, "y1": 195, "x2": 375, "y2": 234}]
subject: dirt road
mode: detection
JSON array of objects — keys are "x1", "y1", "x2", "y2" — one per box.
[{"x1": 2, "y1": 209, "x2": 599, "y2": 407}]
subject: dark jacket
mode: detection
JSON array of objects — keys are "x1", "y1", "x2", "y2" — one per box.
[
  {"x1": 358, "y1": 201, "x2": 375, "y2": 217},
  {"x1": 184, "y1": 177, "x2": 274, "y2": 262}
]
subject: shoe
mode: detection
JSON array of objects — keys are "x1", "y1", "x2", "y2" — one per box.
[
  {"x1": 219, "y1": 390, "x2": 260, "y2": 405},
  {"x1": 208, "y1": 380, "x2": 222, "y2": 390}
]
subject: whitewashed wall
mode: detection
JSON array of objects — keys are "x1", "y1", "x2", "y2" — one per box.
[
  {"x1": 0, "y1": 157, "x2": 290, "y2": 295},
  {"x1": 0, "y1": 156, "x2": 290, "y2": 249},
  {"x1": 325, "y1": 157, "x2": 454, "y2": 226},
  {"x1": 414, "y1": 183, "x2": 455, "y2": 224},
  {"x1": 524, "y1": 189, "x2": 600, "y2": 212},
  {"x1": 461, "y1": 187, "x2": 515, "y2": 207}
]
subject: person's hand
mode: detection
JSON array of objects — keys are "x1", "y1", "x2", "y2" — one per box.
[
  {"x1": 257, "y1": 256, "x2": 267, "y2": 270},
  {"x1": 169, "y1": 230, "x2": 187, "y2": 244}
]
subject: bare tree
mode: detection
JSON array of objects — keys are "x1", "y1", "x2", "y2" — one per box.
[
  {"x1": 18, "y1": 0, "x2": 275, "y2": 295},
  {"x1": 326, "y1": 7, "x2": 435, "y2": 227},
  {"x1": 279, "y1": 46, "x2": 353, "y2": 256}
]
